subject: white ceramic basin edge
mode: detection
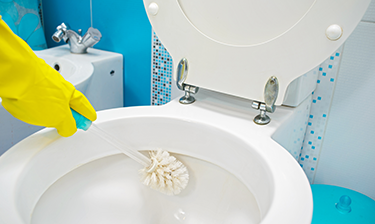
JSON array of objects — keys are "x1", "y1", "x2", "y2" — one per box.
[{"x1": 0, "y1": 92, "x2": 312, "y2": 224}]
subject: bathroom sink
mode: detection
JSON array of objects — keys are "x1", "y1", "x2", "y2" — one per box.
[
  {"x1": 35, "y1": 49, "x2": 94, "y2": 93},
  {"x1": 0, "y1": 45, "x2": 123, "y2": 155},
  {"x1": 33, "y1": 45, "x2": 123, "y2": 111},
  {"x1": 0, "y1": 45, "x2": 94, "y2": 104}
]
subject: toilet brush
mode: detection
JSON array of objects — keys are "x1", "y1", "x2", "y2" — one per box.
[{"x1": 71, "y1": 109, "x2": 189, "y2": 195}]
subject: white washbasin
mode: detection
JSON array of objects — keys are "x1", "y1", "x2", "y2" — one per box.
[
  {"x1": 0, "y1": 90, "x2": 312, "y2": 224},
  {"x1": 34, "y1": 46, "x2": 93, "y2": 94},
  {"x1": 35, "y1": 53, "x2": 93, "y2": 93},
  {"x1": 0, "y1": 45, "x2": 123, "y2": 155}
]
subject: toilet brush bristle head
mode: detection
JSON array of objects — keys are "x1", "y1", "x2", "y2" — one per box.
[{"x1": 140, "y1": 150, "x2": 189, "y2": 195}]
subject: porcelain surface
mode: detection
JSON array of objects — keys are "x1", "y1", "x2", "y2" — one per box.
[{"x1": 0, "y1": 90, "x2": 313, "y2": 224}]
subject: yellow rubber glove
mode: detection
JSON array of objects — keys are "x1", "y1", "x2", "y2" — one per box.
[{"x1": 0, "y1": 16, "x2": 97, "y2": 137}]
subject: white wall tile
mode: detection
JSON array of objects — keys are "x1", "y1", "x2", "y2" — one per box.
[
  {"x1": 314, "y1": 22, "x2": 375, "y2": 200},
  {"x1": 298, "y1": 47, "x2": 343, "y2": 182},
  {"x1": 362, "y1": 0, "x2": 375, "y2": 22}
]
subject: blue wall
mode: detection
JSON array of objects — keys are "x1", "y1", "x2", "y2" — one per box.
[
  {"x1": 0, "y1": 0, "x2": 47, "y2": 50},
  {"x1": 42, "y1": 0, "x2": 151, "y2": 107}
]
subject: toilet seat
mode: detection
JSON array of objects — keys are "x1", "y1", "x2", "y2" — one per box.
[{"x1": 144, "y1": 0, "x2": 370, "y2": 105}]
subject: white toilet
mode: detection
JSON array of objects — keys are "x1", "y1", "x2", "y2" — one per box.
[{"x1": 0, "y1": 0, "x2": 370, "y2": 224}]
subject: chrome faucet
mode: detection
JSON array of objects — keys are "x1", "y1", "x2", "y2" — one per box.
[{"x1": 52, "y1": 23, "x2": 102, "y2": 54}]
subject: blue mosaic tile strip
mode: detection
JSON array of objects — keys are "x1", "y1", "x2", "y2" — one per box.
[
  {"x1": 298, "y1": 46, "x2": 343, "y2": 183},
  {"x1": 151, "y1": 31, "x2": 173, "y2": 105}
]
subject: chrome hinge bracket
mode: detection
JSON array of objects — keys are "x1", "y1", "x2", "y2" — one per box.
[
  {"x1": 252, "y1": 76, "x2": 279, "y2": 125},
  {"x1": 176, "y1": 58, "x2": 199, "y2": 104}
]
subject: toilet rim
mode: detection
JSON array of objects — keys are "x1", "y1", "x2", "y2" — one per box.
[{"x1": 0, "y1": 99, "x2": 312, "y2": 224}]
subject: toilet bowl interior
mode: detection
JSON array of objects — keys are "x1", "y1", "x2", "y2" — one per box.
[
  {"x1": 14, "y1": 117, "x2": 274, "y2": 223},
  {"x1": 30, "y1": 154, "x2": 262, "y2": 224}
]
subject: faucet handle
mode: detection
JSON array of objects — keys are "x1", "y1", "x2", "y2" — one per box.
[
  {"x1": 87, "y1": 27, "x2": 102, "y2": 41},
  {"x1": 81, "y1": 27, "x2": 102, "y2": 47}
]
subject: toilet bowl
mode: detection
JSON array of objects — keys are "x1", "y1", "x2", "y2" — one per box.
[
  {"x1": 0, "y1": 0, "x2": 370, "y2": 223},
  {"x1": 0, "y1": 89, "x2": 312, "y2": 224}
]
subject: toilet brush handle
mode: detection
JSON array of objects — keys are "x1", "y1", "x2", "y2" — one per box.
[
  {"x1": 71, "y1": 109, "x2": 151, "y2": 167},
  {"x1": 89, "y1": 123, "x2": 151, "y2": 167},
  {"x1": 71, "y1": 109, "x2": 92, "y2": 130}
]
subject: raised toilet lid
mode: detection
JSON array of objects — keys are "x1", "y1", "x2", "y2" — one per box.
[{"x1": 144, "y1": 0, "x2": 370, "y2": 105}]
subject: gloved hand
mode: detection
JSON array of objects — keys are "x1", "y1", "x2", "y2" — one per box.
[{"x1": 0, "y1": 16, "x2": 97, "y2": 137}]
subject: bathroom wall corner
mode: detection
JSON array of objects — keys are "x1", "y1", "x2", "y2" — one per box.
[
  {"x1": 313, "y1": 21, "x2": 375, "y2": 200},
  {"x1": 298, "y1": 46, "x2": 344, "y2": 183}
]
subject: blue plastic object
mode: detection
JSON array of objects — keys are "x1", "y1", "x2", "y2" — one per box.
[
  {"x1": 336, "y1": 195, "x2": 352, "y2": 214},
  {"x1": 311, "y1": 184, "x2": 375, "y2": 224},
  {"x1": 70, "y1": 109, "x2": 92, "y2": 131}
]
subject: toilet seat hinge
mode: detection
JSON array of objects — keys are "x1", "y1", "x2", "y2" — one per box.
[
  {"x1": 252, "y1": 76, "x2": 279, "y2": 125},
  {"x1": 180, "y1": 84, "x2": 199, "y2": 104},
  {"x1": 176, "y1": 58, "x2": 199, "y2": 104},
  {"x1": 252, "y1": 101, "x2": 271, "y2": 125}
]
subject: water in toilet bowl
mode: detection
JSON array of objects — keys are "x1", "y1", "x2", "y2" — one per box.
[
  {"x1": 71, "y1": 109, "x2": 189, "y2": 196},
  {"x1": 30, "y1": 154, "x2": 261, "y2": 224}
]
